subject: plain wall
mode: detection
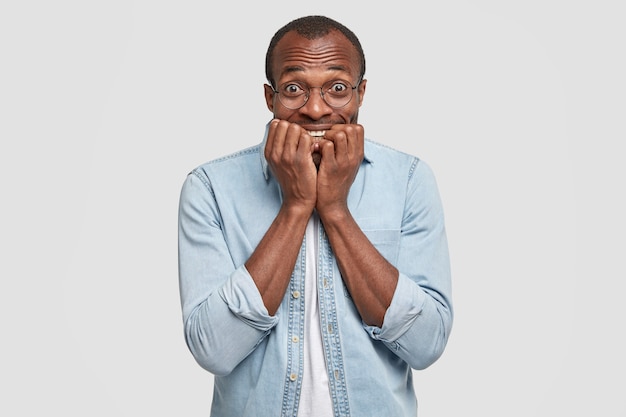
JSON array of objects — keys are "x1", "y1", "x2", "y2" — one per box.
[{"x1": 1, "y1": 1, "x2": 624, "y2": 416}]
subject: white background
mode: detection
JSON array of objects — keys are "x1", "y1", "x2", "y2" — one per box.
[{"x1": 1, "y1": 1, "x2": 624, "y2": 416}]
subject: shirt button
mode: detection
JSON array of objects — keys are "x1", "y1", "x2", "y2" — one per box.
[
  {"x1": 327, "y1": 324, "x2": 333, "y2": 333},
  {"x1": 292, "y1": 290, "x2": 300, "y2": 299},
  {"x1": 290, "y1": 373, "x2": 297, "y2": 381},
  {"x1": 292, "y1": 335, "x2": 299, "y2": 343},
  {"x1": 323, "y1": 278, "x2": 328, "y2": 288}
]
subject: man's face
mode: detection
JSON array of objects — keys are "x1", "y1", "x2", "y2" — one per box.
[{"x1": 264, "y1": 29, "x2": 367, "y2": 136}]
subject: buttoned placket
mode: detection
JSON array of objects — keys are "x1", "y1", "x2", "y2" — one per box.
[
  {"x1": 317, "y1": 223, "x2": 351, "y2": 416},
  {"x1": 281, "y1": 237, "x2": 306, "y2": 416}
]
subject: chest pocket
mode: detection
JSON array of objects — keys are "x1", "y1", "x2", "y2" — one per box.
[
  {"x1": 341, "y1": 228, "x2": 401, "y2": 301},
  {"x1": 363, "y1": 229, "x2": 401, "y2": 265}
]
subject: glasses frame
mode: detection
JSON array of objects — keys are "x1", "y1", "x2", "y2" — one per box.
[{"x1": 272, "y1": 78, "x2": 361, "y2": 110}]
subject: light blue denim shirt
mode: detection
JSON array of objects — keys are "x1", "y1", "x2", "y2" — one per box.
[{"x1": 178, "y1": 127, "x2": 453, "y2": 417}]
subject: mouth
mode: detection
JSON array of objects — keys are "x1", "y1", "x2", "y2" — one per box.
[{"x1": 307, "y1": 130, "x2": 326, "y2": 139}]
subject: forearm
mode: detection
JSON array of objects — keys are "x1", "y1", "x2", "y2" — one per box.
[
  {"x1": 319, "y1": 208, "x2": 398, "y2": 327},
  {"x1": 245, "y1": 204, "x2": 311, "y2": 315}
]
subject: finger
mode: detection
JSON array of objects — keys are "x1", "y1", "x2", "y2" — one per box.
[
  {"x1": 265, "y1": 119, "x2": 284, "y2": 161},
  {"x1": 295, "y1": 130, "x2": 312, "y2": 154},
  {"x1": 284, "y1": 122, "x2": 304, "y2": 158},
  {"x1": 269, "y1": 119, "x2": 301, "y2": 164},
  {"x1": 324, "y1": 129, "x2": 348, "y2": 161},
  {"x1": 318, "y1": 138, "x2": 336, "y2": 165},
  {"x1": 345, "y1": 126, "x2": 364, "y2": 164},
  {"x1": 338, "y1": 124, "x2": 364, "y2": 158}
]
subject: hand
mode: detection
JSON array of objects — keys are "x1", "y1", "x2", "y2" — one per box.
[
  {"x1": 265, "y1": 119, "x2": 318, "y2": 215},
  {"x1": 316, "y1": 124, "x2": 364, "y2": 217}
]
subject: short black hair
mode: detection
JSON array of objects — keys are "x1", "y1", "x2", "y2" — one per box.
[{"x1": 265, "y1": 15, "x2": 366, "y2": 87}]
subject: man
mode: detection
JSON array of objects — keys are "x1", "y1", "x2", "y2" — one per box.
[{"x1": 178, "y1": 15, "x2": 453, "y2": 417}]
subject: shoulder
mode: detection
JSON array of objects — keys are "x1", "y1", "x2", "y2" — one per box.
[
  {"x1": 194, "y1": 143, "x2": 262, "y2": 171},
  {"x1": 364, "y1": 139, "x2": 431, "y2": 174},
  {"x1": 188, "y1": 144, "x2": 263, "y2": 182}
]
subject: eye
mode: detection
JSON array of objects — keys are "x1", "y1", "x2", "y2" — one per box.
[
  {"x1": 282, "y1": 83, "x2": 305, "y2": 96},
  {"x1": 327, "y1": 81, "x2": 349, "y2": 95}
]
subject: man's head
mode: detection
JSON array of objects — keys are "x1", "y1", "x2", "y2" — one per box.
[
  {"x1": 264, "y1": 16, "x2": 367, "y2": 130},
  {"x1": 265, "y1": 16, "x2": 366, "y2": 88}
]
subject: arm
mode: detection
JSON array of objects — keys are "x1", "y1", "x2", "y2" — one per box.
[
  {"x1": 318, "y1": 210, "x2": 398, "y2": 327},
  {"x1": 318, "y1": 127, "x2": 452, "y2": 369},
  {"x1": 178, "y1": 172, "x2": 279, "y2": 375},
  {"x1": 246, "y1": 119, "x2": 318, "y2": 314},
  {"x1": 357, "y1": 160, "x2": 452, "y2": 370},
  {"x1": 316, "y1": 124, "x2": 396, "y2": 327},
  {"x1": 178, "y1": 120, "x2": 320, "y2": 375},
  {"x1": 376, "y1": 160, "x2": 453, "y2": 369}
]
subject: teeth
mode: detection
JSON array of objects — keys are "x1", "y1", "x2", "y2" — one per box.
[{"x1": 307, "y1": 130, "x2": 326, "y2": 137}]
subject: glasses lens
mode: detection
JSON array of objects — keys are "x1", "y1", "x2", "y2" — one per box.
[
  {"x1": 276, "y1": 82, "x2": 307, "y2": 109},
  {"x1": 321, "y1": 80, "x2": 354, "y2": 108}
]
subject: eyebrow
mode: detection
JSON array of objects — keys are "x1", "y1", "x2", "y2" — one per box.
[
  {"x1": 281, "y1": 66, "x2": 304, "y2": 76},
  {"x1": 280, "y1": 64, "x2": 351, "y2": 77}
]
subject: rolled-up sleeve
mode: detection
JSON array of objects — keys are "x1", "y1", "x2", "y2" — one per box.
[
  {"x1": 178, "y1": 171, "x2": 278, "y2": 376},
  {"x1": 364, "y1": 160, "x2": 453, "y2": 370}
]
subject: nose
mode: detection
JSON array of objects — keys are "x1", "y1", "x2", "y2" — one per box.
[{"x1": 300, "y1": 86, "x2": 333, "y2": 120}]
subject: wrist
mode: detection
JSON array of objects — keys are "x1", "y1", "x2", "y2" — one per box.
[
  {"x1": 280, "y1": 201, "x2": 315, "y2": 222},
  {"x1": 317, "y1": 203, "x2": 351, "y2": 226}
]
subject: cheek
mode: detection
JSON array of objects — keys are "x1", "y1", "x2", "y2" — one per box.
[
  {"x1": 342, "y1": 105, "x2": 360, "y2": 124},
  {"x1": 271, "y1": 104, "x2": 297, "y2": 120}
]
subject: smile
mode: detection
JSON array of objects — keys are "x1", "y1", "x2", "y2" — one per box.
[{"x1": 307, "y1": 130, "x2": 326, "y2": 138}]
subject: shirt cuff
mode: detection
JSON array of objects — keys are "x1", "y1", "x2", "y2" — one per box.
[
  {"x1": 218, "y1": 265, "x2": 278, "y2": 331},
  {"x1": 364, "y1": 273, "x2": 425, "y2": 342}
]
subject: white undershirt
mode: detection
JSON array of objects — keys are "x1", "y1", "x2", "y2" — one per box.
[{"x1": 297, "y1": 214, "x2": 334, "y2": 417}]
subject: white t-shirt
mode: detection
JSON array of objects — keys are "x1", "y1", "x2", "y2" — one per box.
[{"x1": 297, "y1": 214, "x2": 334, "y2": 417}]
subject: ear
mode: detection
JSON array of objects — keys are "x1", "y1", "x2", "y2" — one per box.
[
  {"x1": 264, "y1": 84, "x2": 275, "y2": 113},
  {"x1": 356, "y1": 79, "x2": 367, "y2": 107}
]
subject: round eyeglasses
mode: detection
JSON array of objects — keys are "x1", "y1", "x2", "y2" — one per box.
[{"x1": 272, "y1": 79, "x2": 360, "y2": 110}]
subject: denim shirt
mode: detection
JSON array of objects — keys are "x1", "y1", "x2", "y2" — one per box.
[{"x1": 178, "y1": 128, "x2": 453, "y2": 417}]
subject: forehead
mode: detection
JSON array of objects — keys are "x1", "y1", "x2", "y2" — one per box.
[{"x1": 271, "y1": 30, "x2": 360, "y2": 82}]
